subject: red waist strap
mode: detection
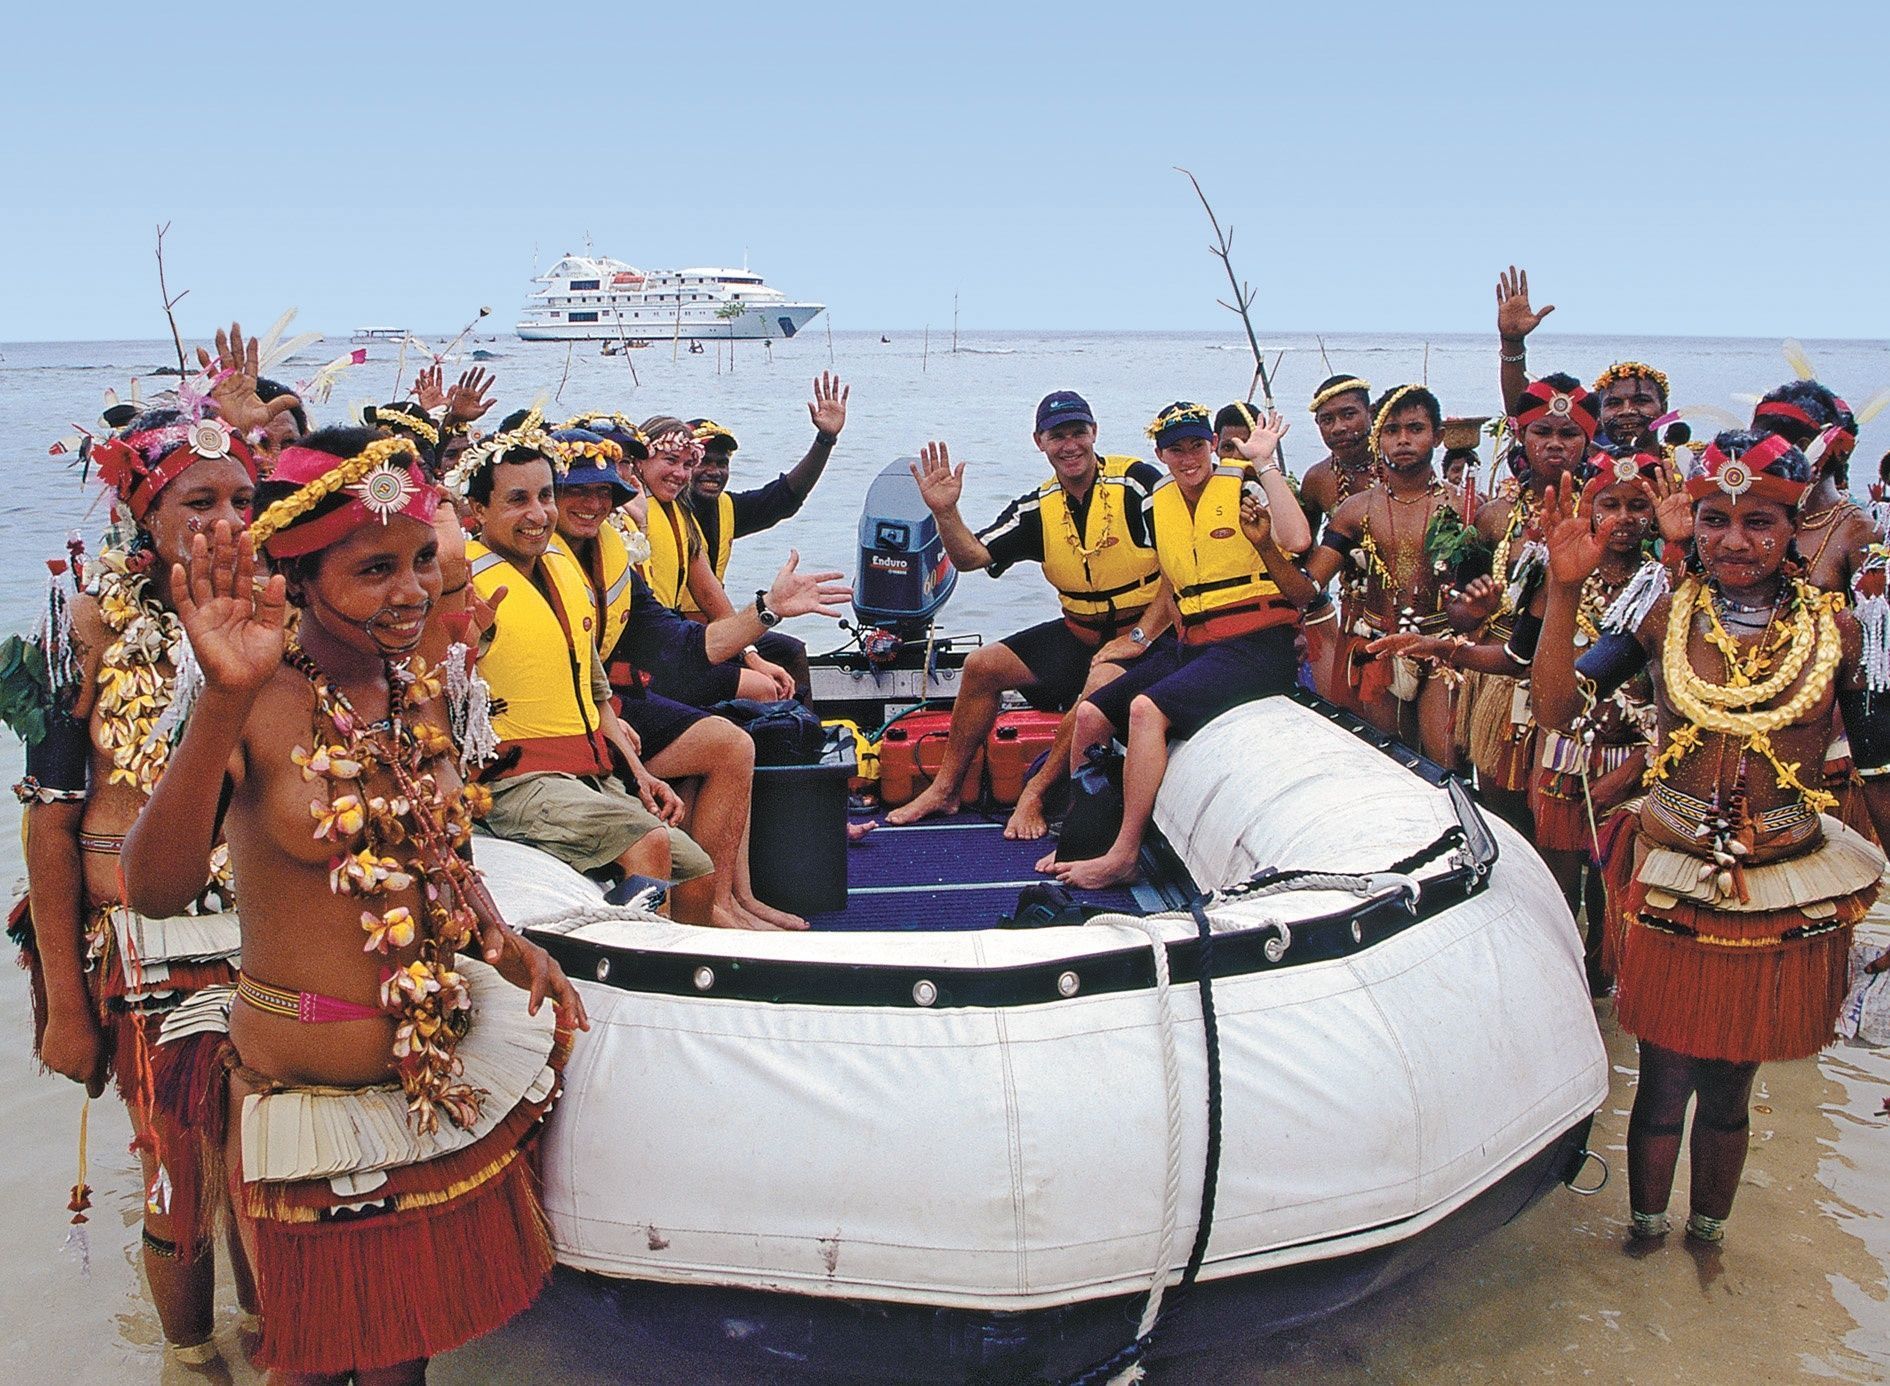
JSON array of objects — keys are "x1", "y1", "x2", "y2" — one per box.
[
  {"x1": 495, "y1": 731, "x2": 612, "y2": 779},
  {"x1": 237, "y1": 972, "x2": 385, "y2": 1024},
  {"x1": 1178, "y1": 599, "x2": 1297, "y2": 646}
]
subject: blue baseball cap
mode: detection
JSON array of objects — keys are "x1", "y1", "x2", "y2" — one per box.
[
  {"x1": 552, "y1": 428, "x2": 636, "y2": 501},
  {"x1": 1149, "y1": 402, "x2": 1215, "y2": 450},
  {"x1": 1035, "y1": 391, "x2": 1097, "y2": 434}
]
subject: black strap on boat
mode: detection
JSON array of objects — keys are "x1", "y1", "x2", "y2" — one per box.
[{"x1": 1061, "y1": 899, "x2": 1225, "y2": 1386}]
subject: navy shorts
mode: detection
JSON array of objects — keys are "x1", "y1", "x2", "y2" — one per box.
[
  {"x1": 999, "y1": 618, "x2": 1111, "y2": 712},
  {"x1": 1087, "y1": 625, "x2": 1298, "y2": 740},
  {"x1": 645, "y1": 656, "x2": 744, "y2": 709},
  {"x1": 618, "y1": 689, "x2": 708, "y2": 762}
]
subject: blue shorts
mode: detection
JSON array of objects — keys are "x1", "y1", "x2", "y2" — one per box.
[{"x1": 1087, "y1": 625, "x2": 1298, "y2": 740}]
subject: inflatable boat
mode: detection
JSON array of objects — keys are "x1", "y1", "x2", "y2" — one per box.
[{"x1": 487, "y1": 692, "x2": 1610, "y2": 1381}]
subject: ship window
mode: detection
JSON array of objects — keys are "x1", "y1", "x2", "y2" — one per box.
[
  {"x1": 569, "y1": 311, "x2": 599, "y2": 323},
  {"x1": 570, "y1": 279, "x2": 601, "y2": 291}
]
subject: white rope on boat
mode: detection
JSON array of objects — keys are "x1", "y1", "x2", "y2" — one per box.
[
  {"x1": 505, "y1": 900, "x2": 669, "y2": 935},
  {"x1": 1105, "y1": 915, "x2": 1188, "y2": 1380}
]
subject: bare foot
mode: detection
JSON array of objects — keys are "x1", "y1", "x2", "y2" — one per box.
[
  {"x1": 709, "y1": 902, "x2": 782, "y2": 931},
  {"x1": 738, "y1": 892, "x2": 809, "y2": 931},
  {"x1": 847, "y1": 820, "x2": 876, "y2": 844},
  {"x1": 1004, "y1": 793, "x2": 1048, "y2": 841},
  {"x1": 1035, "y1": 846, "x2": 1059, "y2": 874},
  {"x1": 1052, "y1": 850, "x2": 1139, "y2": 890},
  {"x1": 883, "y1": 781, "x2": 958, "y2": 826}
]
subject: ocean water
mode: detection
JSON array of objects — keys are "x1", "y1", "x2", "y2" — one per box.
[{"x1": 1, "y1": 329, "x2": 1888, "y2": 1381}]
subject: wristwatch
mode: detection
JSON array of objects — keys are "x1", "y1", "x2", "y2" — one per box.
[{"x1": 754, "y1": 590, "x2": 780, "y2": 627}]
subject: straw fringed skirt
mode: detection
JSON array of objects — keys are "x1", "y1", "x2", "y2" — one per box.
[
  {"x1": 1614, "y1": 817, "x2": 1885, "y2": 1063},
  {"x1": 155, "y1": 962, "x2": 571, "y2": 1374},
  {"x1": 1466, "y1": 672, "x2": 1535, "y2": 793},
  {"x1": 12, "y1": 900, "x2": 238, "y2": 1107},
  {"x1": 1593, "y1": 798, "x2": 1644, "y2": 978}
]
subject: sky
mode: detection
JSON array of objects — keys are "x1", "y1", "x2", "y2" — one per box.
[{"x1": 3, "y1": 2, "x2": 1887, "y2": 342}]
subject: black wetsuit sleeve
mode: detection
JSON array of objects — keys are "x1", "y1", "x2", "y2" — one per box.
[
  {"x1": 1574, "y1": 630, "x2": 1648, "y2": 699},
  {"x1": 615, "y1": 571, "x2": 710, "y2": 670},
  {"x1": 20, "y1": 708, "x2": 88, "y2": 800},
  {"x1": 1839, "y1": 684, "x2": 1890, "y2": 772},
  {"x1": 729, "y1": 474, "x2": 803, "y2": 540},
  {"x1": 976, "y1": 493, "x2": 1045, "y2": 578}
]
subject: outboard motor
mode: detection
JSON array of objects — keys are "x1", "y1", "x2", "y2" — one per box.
[{"x1": 852, "y1": 458, "x2": 957, "y2": 661}]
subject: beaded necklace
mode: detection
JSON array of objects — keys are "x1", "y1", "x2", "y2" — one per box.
[{"x1": 286, "y1": 643, "x2": 494, "y2": 1134}]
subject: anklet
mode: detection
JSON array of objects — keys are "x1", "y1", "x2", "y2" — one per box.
[
  {"x1": 1685, "y1": 1211, "x2": 1726, "y2": 1243},
  {"x1": 1629, "y1": 1209, "x2": 1670, "y2": 1239},
  {"x1": 168, "y1": 1339, "x2": 218, "y2": 1367}
]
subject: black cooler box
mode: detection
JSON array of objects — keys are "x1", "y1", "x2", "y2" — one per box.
[{"x1": 747, "y1": 727, "x2": 858, "y2": 916}]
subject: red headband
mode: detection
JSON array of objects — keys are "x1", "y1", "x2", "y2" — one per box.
[
  {"x1": 90, "y1": 418, "x2": 259, "y2": 522},
  {"x1": 1684, "y1": 434, "x2": 1808, "y2": 508},
  {"x1": 1516, "y1": 381, "x2": 1598, "y2": 440},
  {"x1": 262, "y1": 449, "x2": 440, "y2": 559},
  {"x1": 1582, "y1": 451, "x2": 1662, "y2": 505}
]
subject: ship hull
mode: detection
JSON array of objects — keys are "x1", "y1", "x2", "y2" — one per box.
[{"x1": 516, "y1": 303, "x2": 823, "y2": 343}]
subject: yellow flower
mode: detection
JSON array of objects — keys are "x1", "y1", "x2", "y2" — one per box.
[
  {"x1": 311, "y1": 793, "x2": 367, "y2": 842},
  {"x1": 361, "y1": 905, "x2": 418, "y2": 954},
  {"x1": 459, "y1": 783, "x2": 493, "y2": 819}
]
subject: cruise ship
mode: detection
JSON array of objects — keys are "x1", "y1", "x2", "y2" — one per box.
[{"x1": 515, "y1": 254, "x2": 824, "y2": 342}]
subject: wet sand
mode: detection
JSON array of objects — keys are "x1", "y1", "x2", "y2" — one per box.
[{"x1": 4, "y1": 942, "x2": 1884, "y2": 1385}]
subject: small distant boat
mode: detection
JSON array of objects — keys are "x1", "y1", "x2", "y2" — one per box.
[{"x1": 350, "y1": 326, "x2": 407, "y2": 344}]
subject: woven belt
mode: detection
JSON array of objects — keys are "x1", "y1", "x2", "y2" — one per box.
[{"x1": 1646, "y1": 781, "x2": 1816, "y2": 840}]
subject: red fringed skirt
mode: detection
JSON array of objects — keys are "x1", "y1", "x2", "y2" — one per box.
[{"x1": 1613, "y1": 820, "x2": 1882, "y2": 1064}]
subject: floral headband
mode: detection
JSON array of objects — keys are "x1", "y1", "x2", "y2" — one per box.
[
  {"x1": 1145, "y1": 401, "x2": 1214, "y2": 444},
  {"x1": 90, "y1": 416, "x2": 259, "y2": 522},
  {"x1": 443, "y1": 405, "x2": 563, "y2": 494},
  {"x1": 1683, "y1": 434, "x2": 1809, "y2": 508},
  {"x1": 1592, "y1": 361, "x2": 1671, "y2": 402},
  {"x1": 250, "y1": 436, "x2": 438, "y2": 558},
  {"x1": 691, "y1": 418, "x2": 738, "y2": 451},
  {"x1": 363, "y1": 404, "x2": 441, "y2": 447}
]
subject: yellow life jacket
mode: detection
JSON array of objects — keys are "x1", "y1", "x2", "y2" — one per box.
[
  {"x1": 698, "y1": 491, "x2": 735, "y2": 586},
  {"x1": 1037, "y1": 455, "x2": 1161, "y2": 632},
  {"x1": 467, "y1": 539, "x2": 609, "y2": 778},
  {"x1": 639, "y1": 497, "x2": 704, "y2": 613},
  {"x1": 549, "y1": 525, "x2": 636, "y2": 659},
  {"x1": 1150, "y1": 465, "x2": 1297, "y2": 644}
]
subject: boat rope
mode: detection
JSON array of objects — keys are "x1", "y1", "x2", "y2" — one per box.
[
  {"x1": 505, "y1": 900, "x2": 670, "y2": 935},
  {"x1": 1064, "y1": 900, "x2": 1226, "y2": 1386},
  {"x1": 1215, "y1": 825, "x2": 1466, "y2": 903}
]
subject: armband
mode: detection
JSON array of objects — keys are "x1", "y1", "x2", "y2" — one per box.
[
  {"x1": 1838, "y1": 684, "x2": 1890, "y2": 774},
  {"x1": 1503, "y1": 610, "x2": 1543, "y2": 666},
  {"x1": 1574, "y1": 629, "x2": 1648, "y2": 699},
  {"x1": 16, "y1": 707, "x2": 88, "y2": 803}
]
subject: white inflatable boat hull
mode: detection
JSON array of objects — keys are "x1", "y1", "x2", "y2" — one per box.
[{"x1": 488, "y1": 697, "x2": 1607, "y2": 1327}]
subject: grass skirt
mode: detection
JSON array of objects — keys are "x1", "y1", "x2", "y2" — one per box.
[
  {"x1": 1614, "y1": 817, "x2": 1883, "y2": 1063},
  {"x1": 1465, "y1": 672, "x2": 1534, "y2": 793}
]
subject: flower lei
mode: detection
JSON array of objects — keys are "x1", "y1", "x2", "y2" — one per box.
[
  {"x1": 287, "y1": 644, "x2": 496, "y2": 1134},
  {"x1": 92, "y1": 549, "x2": 185, "y2": 794},
  {"x1": 1646, "y1": 577, "x2": 1843, "y2": 813},
  {"x1": 610, "y1": 507, "x2": 653, "y2": 565}
]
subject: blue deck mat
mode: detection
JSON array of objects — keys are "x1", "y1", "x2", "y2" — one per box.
[{"x1": 806, "y1": 811, "x2": 1142, "y2": 931}]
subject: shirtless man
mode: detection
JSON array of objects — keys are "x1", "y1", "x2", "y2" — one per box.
[
  {"x1": 1295, "y1": 386, "x2": 1475, "y2": 765},
  {"x1": 1297, "y1": 373, "x2": 1377, "y2": 538}
]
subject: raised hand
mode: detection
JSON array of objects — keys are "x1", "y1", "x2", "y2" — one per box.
[
  {"x1": 445, "y1": 368, "x2": 496, "y2": 424},
  {"x1": 411, "y1": 364, "x2": 447, "y2": 410},
  {"x1": 198, "y1": 321, "x2": 301, "y2": 438},
  {"x1": 909, "y1": 441, "x2": 964, "y2": 513},
  {"x1": 1229, "y1": 408, "x2": 1290, "y2": 467},
  {"x1": 1496, "y1": 266, "x2": 1555, "y2": 341},
  {"x1": 1239, "y1": 491, "x2": 1273, "y2": 549},
  {"x1": 1645, "y1": 459, "x2": 1694, "y2": 547},
  {"x1": 765, "y1": 550, "x2": 852, "y2": 619},
  {"x1": 168, "y1": 522, "x2": 288, "y2": 698},
  {"x1": 1543, "y1": 477, "x2": 1605, "y2": 585},
  {"x1": 808, "y1": 371, "x2": 849, "y2": 437}
]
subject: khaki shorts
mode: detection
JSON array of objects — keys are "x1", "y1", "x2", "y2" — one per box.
[{"x1": 484, "y1": 771, "x2": 714, "y2": 882}]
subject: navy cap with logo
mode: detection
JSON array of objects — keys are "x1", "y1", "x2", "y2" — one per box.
[{"x1": 1035, "y1": 391, "x2": 1097, "y2": 434}]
